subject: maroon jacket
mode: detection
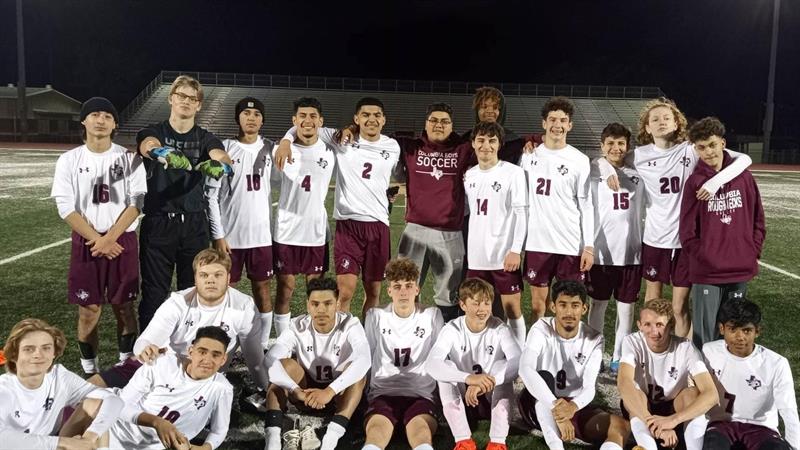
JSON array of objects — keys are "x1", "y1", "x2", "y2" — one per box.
[{"x1": 679, "y1": 152, "x2": 766, "y2": 284}]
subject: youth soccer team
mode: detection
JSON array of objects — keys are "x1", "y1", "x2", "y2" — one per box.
[{"x1": 0, "y1": 75, "x2": 797, "y2": 450}]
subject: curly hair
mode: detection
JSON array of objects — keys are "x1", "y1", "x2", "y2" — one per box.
[
  {"x1": 688, "y1": 116, "x2": 726, "y2": 143},
  {"x1": 472, "y1": 86, "x2": 504, "y2": 111},
  {"x1": 637, "y1": 97, "x2": 688, "y2": 146},
  {"x1": 458, "y1": 278, "x2": 494, "y2": 303},
  {"x1": 3, "y1": 318, "x2": 66, "y2": 374},
  {"x1": 385, "y1": 258, "x2": 420, "y2": 283},
  {"x1": 641, "y1": 298, "x2": 675, "y2": 328},
  {"x1": 541, "y1": 96, "x2": 575, "y2": 120}
]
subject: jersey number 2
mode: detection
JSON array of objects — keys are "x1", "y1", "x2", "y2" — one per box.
[{"x1": 362, "y1": 162, "x2": 373, "y2": 179}]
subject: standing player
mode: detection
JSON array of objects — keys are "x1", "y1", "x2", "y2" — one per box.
[
  {"x1": 586, "y1": 123, "x2": 644, "y2": 374},
  {"x1": 463, "y1": 121, "x2": 528, "y2": 345},
  {"x1": 362, "y1": 258, "x2": 443, "y2": 450},
  {"x1": 264, "y1": 278, "x2": 370, "y2": 450},
  {"x1": 0, "y1": 318, "x2": 123, "y2": 450},
  {"x1": 271, "y1": 97, "x2": 336, "y2": 338},
  {"x1": 521, "y1": 97, "x2": 594, "y2": 322},
  {"x1": 136, "y1": 75, "x2": 233, "y2": 330},
  {"x1": 424, "y1": 278, "x2": 521, "y2": 450},
  {"x1": 207, "y1": 97, "x2": 275, "y2": 348},
  {"x1": 518, "y1": 281, "x2": 629, "y2": 450},
  {"x1": 703, "y1": 299, "x2": 799, "y2": 450},
  {"x1": 102, "y1": 326, "x2": 233, "y2": 450},
  {"x1": 600, "y1": 98, "x2": 752, "y2": 338},
  {"x1": 617, "y1": 298, "x2": 718, "y2": 450},
  {"x1": 51, "y1": 97, "x2": 145, "y2": 376},
  {"x1": 680, "y1": 117, "x2": 765, "y2": 348}
]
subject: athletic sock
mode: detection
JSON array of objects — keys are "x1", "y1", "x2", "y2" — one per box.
[
  {"x1": 588, "y1": 298, "x2": 608, "y2": 333},
  {"x1": 260, "y1": 312, "x2": 273, "y2": 348},
  {"x1": 361, "y1": 445, "x2": 381, "y2": 450},
  {"x1": 118, "y1": 332, "x2": 136, "y2": 362},
  {"x1": 265, "y1": 409, "x2": 283, "y2": 450},
  {"x1": 412, "y1": 445, "x2": 434, "y2": 450},
  {"x1": 274, "y1": 313, "x2": 291, "y2": 338},
  {"x1": 320, "y1": 416, "x2": 348, "y2": 450},
  {"x1": 613, "y1": 302, "x2": 634, "y2": 361},
  {"x1": 630, "y1": 417, "x2": 658, "y2": 450},
  {"x1": 599, "y1": 442, "x2": 622, "y2": 450},
  {"x1": 684, "y1": 415, "x2": 708, "y2": 450},
  {"x1": 507, "y1": 317, "x2": 526, "y2": 346},
  {"x1": 78, "y1": 341, "x2": 98, "y2": 374}
]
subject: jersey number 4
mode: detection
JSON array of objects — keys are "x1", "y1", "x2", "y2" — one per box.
[
  {"x1": 301, "y1": 175, "x2": 312, "y2": 192},
  {"x1": 393, "y1": 347, "x2": 411, "y2": 367}
]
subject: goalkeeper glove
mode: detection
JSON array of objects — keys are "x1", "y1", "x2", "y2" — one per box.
[
  {"x1": 195, "y1": 160, "x2": 234, "y2": 180},
  {"x1": 148, "y1": 146, "x2": 191, "y2": 170}
]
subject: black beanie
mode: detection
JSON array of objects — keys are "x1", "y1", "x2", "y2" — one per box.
[
  {"x1": 80, "y1": 97, "x2": 119, "y2": 123},
  {"x1": 235, "y1": 97, "x2": 265, "y2": 122}
]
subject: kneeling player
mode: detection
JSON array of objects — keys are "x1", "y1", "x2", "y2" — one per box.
[
  {"x1": 264, "y1": 277, "x2": 370, "y2": 450},
  {"x1": 617, "y1": 298, "x2": 717, "y2": 450},
  {"x1": 518, "y1": 280, "x2": 629, "y2": 450},
  {"x1": 425, "y1": 278, "x2": 521, "y2": 450},
  {"x1": 702, "y1": 299, "x2": 798, "y2": 450},
  {"x1": 362, "y1": 258, "x2": 444, "y2": 450}
]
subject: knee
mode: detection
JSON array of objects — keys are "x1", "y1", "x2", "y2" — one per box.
[
  {"x1": 79, "y1": 305, "x2": 102, "y2": 321},
  {"x1": 702, "y1": 429, "x2": 731, "y2": 450}
]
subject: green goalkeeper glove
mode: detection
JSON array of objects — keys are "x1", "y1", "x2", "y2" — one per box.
[
  {"x1": 195, "y1": 160, "x2": 234, "y2": 180},
  {"x1": 148, "y1": 146, "x2": 191, "y2": 170}
]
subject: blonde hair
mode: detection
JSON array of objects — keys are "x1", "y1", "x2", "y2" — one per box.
[
  {"x1": 459, "y1": 278, "x2": 494, "y2": 303},
  {"x1": 170, "y1": 75, "x2": 204, "y2": 103},
  {"x1": 3, "y1": 319, "x2": 66, "y2": 374},
  {"x1": 637, "y1": 97, "x2": 688, "y2": 146},
  {"x1": 192, "y1": 248, "x2": 232, "y2": 273},
  {"x1": 641, "y1": 298, "x2": 675, "y2": 329}
]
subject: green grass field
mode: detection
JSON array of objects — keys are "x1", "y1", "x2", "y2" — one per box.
[{"x1": 1, "y1": 148, "x2": 798, "y2": 449}]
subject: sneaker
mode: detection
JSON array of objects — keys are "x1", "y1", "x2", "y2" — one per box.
[
  {"x1": 453, "y1": 439, "x2": 478, "y2": 450},
  {"x1": 282, "y1": 429, "x2": 301, "y2": 450},
  {"x1": 300, "y1": 425, "x2": 321, "y2": 450},
  {"x1": 609, "y1": 360, "x2": 620, "y2": 375},
  {"x1": 485, "y1": 443, "x2": 507, "y2": 450}
]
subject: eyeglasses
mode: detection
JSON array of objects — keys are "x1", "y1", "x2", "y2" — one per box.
[
  {"x1": 173, "y1": 92, "x2": 199, "y2": 103},
  {"x1": 427, "y1": 118, "x2": 452, "y2": 126}
]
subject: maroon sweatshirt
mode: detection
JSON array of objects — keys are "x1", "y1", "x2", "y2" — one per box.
[{"x1": 679, "y1": 152, "x2": 766, "y2": 284}]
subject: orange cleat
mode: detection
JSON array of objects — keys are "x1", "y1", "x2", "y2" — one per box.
[
  {"x1": 485, "y1": 443, "x2": 507, "y2": 450},
  {"x1": 0, "y1": 350, "x2": 5, "y2": 366},
  {"x1": 453, "y1": 439, "x2": 478, "y2": 450}
]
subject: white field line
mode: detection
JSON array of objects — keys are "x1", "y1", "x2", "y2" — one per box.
[
  {"x1": 759, "y1": 261, "x2": 800, "y2": 281},
  {"x1": 0, "y1": 238, "x2": 70, "y2": 266}
]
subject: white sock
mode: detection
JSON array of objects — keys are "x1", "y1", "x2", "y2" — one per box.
[
  {"x1": 361, "y1": 445, "x2": 381, "y2": 450},
  {"x1": 80, "y1": 357, "x2": 99, "y2": 374},
  {"x1": 534, "y1": 399, "x2": 564, "y2": 450},
  {"x1": 274, "y1": 313, "x2": 291, "y2": 338},
  {"x1": 684, "y1": 415, "x2": 708, "y2": 450},
  {"x1": 507, "y1": 317, "x2": 526, "y2": 346},
  {"x1": 265, "y1": 426, "x2": 281, "y2": 450},
  {"x1": 413, "y1": 445, "x2": 433, "y2": 450},
  {"x1": 599, "y1": 442, "x2": 622, "y2": 450},
  {"x1": 630, "y1": 417, "x2": 658, "y2": 450},
  {"x1": 440, "y1": 383, "x2": 472, "y2": 442},
  {"x1": 613, "y1": 302, "x2": 634, "y2": 361},
  {"x1": 260, "y1": 312, "x2": 273, "y2": 347},
  {"x1": 320, "y1": 421, "x2": 346, "y2": 450},
  {"x1": 588, "y1": 298, "x2": 608, "y2": 333},
  {"x1": 118, "y1": 352, "x2": 132, "y2": 363}
]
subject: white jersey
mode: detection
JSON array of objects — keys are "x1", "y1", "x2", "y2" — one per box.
[
  {"x1": 51, "y1": 143, "x2": 147, "y2": 233},
  {"x1": 109, "y1": 353, "x2": 233, "y2": 450},
  {"x1": 703, "y1": 340, "x2": 799, "y2": 442},
  {"x1": 272, "y1": 139, "x2": 336, "y2": 246},
  {"x1": 520, "y1": 318, "x2": 603, "y2": 408},
  {"x1": 425, "y1": 316, "x2": 521, "y2": 386},
  {"x1": 206, "y1": 137, "x2": 273, "y2": 248},
  {"x1": 268, "y1": 312, "x2": 370, "y2": 394},
  {"x1": 521, "y1": 144, "x2": 593, "y2": 256},
  {"x1": 364, "y1": 303, "x2": 444, "y2": 400},
  {"x1": 590, "y1": 158, "x2": 645, "y2": 265},
  {"x1": 0, "y1": 365, "x2": 119, "y2": 450},
  {"x1": 464, "y1": 161, "x2": 528, "y2": 270},
  {"x1": 621, "y1": 331, "x2": 708, "y2": 403}
]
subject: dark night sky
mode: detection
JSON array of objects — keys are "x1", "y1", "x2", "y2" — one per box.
[{"x1": 1, "y1": 0, "x2": 798, "y2": 137}]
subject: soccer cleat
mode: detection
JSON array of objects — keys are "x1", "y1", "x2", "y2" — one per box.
[
  {"x1": 609, "y1": 360, "x2": 620, "y2": 375},
  {"x1": 485, "y1": 443, "x2": 507, "y2": 450},
  {"x1": 195, "y1": 159, "x2": 234, "y2": 180},
  {"x1": 453, "y1": 439, "x2": 478, "y2": 450},
  {"x1": 300, "y1": 425, "x2": 321, "y2": 450},
  {"x1": 282, "y1": 429, "x2": 301, "y2": 450}
]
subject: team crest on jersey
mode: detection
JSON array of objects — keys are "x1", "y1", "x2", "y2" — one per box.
[
  {"x1": 557, "y1": 165, "x2": 569, "y2": 175},
  {"x1": 111, "y1": 163, "x2": 124, "y2": 179},
  {"x1": 75, "y1": 289, "x2": 90, "y2": 302},
  {"x1": 486, "y1": 345, "x2": 494, "y2": 355},
  {"x1": 43, "y1": 397, "x2": 54, "y2": 411},
  {"x1": 219, "y1": 321, "x2": 230, "y2": 332},
  {"x1": 317, "y1": 158, "x2": 329, "y2": 169},
  {"x1": 78, "y1": 167, "x2": 91, "y2": 174},
  {"x1": 430, "y1": 167, "x2": 443, "y2": 180},
  {"x1": 746, "y1": 375, "x2": 762, "y2": 390},
  {"x1": 574, "y1": 353, "x2": 587, "y2": 364},
  {"x1": 527, "y1": 269, "x2": 537, "y2": 280},
  {"x1": 720, "y1": 213, "x2": 732, "y2": 225},
  {"x1": 194, "y1": 396, "x2": 207, "y2": 410},
  {"x1": 630, "y1": 175, "x2": 640, "y2": 185},
  {"x1": 333, "y1": 345, "x2": 341, "y2": 356},
  {"x1": 646, "y1": 267, "x2": 658, "y2": 278},
  {"x1": 679, "y1": 156, "x2": 691, "y2": 167},
  {"x1": 413, "y1": 326, "x2": 426, "y2": 338},
  {"x1": 380, "y1": 150, "x2": 390, "y2": 160},
  {"x1": 276, "y1": 260, "x2": 284, "y2": 270},
  {"x1": 341, "y1": 258, "x2": 351, "y2": 269},
  {"x1": 668, "y1": 366, "x2": 678, "y2": 379},
  {"x1": 491, "y1": 181, "x2": 502, "y2": 192}
]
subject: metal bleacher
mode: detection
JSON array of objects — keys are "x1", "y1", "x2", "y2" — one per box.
[{"x1": 118, "y1": 71, "x2": 663, "y2": 156}]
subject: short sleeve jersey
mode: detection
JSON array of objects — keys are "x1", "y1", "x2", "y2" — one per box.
[{"x1": 590, "y1": 158, "x2": 645, "y2": 265}]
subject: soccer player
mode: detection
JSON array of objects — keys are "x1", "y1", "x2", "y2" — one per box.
[
  {"x1": 136, "y1": 75, "x2": 233, "y2": 330},
  {"x1": 424, "y1": 278, "x2": 521, "y2": 450},
  {"x1": 264, "y1": 277, "x2": 370, "y2": 450},
  {"x1": 271, "y1": 97, "x2": 336, "y2": 338},
  {"x1": 101, "y1": 326, "x2": 234, "y2": 450},
  {"x1": 206, "y1": 97, "x2": 275, "y2": 347},
  {"x1": 463, "y1": 121, "x2": 528, "y2": 345},
  {"x1": 518, "y1": 280, "x2": 629, "y2": 450},
  {"x1": 586, "y1": 123, "x2": 644, "y2": 374},
  {"x1": 89, "y1": 249, "x2": 267, "y2": 390},
  {"x1": 521, "y1": 97, "x2": 594, "y2": 322},
  {"x1": 599, "y1": 98, "x2": 752, "y2": 338},
  {"x1": 362, "y1": 258, "x2": 444, "y2": 450},
  {"x1": 680, "y1": 117, "x2": 765, "y2": 348},
  {"x1": 276, "y1": 97, "x2": 400, "y2": 316},
  {"x1": 703, "y1": 299, "x2": 799, "y2": 450},
  {"x1": 51, "y1": 96, "x2": 145, "y2": 376},
  {"x1": 617, "y1": 298, "x2": 717, "y2": 450},
  {"x1": 0, "y1": 318, "x2": 123, "y2": 450}
]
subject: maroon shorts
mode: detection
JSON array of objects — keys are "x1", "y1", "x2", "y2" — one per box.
[
  {"x1": 517, "y1": 389, "x2": 604, "y2": 442},
  {"x1": 705, "y1": 421, "x2": 786, "y2": 450},
  {"x1": 273, "y1": 242, "x2": 327, "y2": 276},
  {"x1": 230, "y1": 246, "x2": 274, "y2": 283},
  {"x1": 524, "y1": 251, "x2": 585, "y2": 287},
  {"x1": 641, "y1": 244, "x2": 691, "y2": 288},
  {"x1": 334, "y1": 220, "x2": 390, "y2": 282},
  {"x1": 68, "y1": 231, "x2": 139, "y2": 305},
  {"x1": 587, "y1": 265, "x2": 642, "y2": 303},
  {"x1": 98, "y1": 357, "x2": 143, "y2": 388},
  {"x1": 366, "y1": 395, "x2": 436, "y2": 427},
  {"x1": 466, "y1": 269, "x2": 522, "y2": 295}
]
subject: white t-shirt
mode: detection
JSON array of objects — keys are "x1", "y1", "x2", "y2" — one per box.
[
  {"x1": 206, "y1": 137, "x2": 273, "y2": 248},
  {"x1": 272, "y1": 139, "x2": 336, "y2": 246},
  {"x1": 464, "y1": 161, "x2": 528, "y2": 270},
  {"x1": 521, "y1": 144, "x2": 593, "y2": 256},
  {"x1": 109, "y1": 354, "x2": 233, "y2": 450},
  {"x1": 590, "y1": 158, "x2": 645, "y2": 266},
  {"x1": 51, "y1": 143, "x2": 147, "y2": 233},
  {"x1": 364, "y1": 303, "x2": 444, "y2": 401}
]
